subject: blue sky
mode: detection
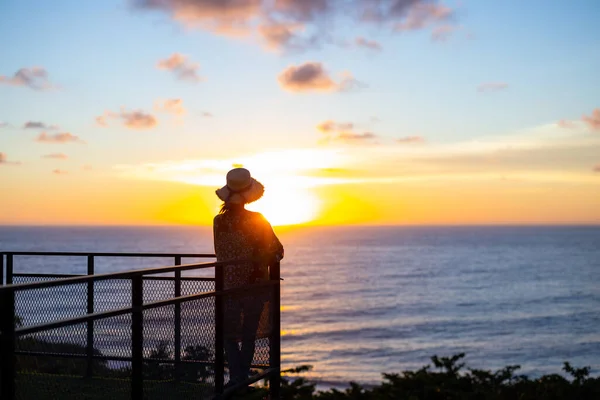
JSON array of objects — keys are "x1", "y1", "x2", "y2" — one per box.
[{"x1": 1, "y1": 0, "x2": 599, "y2": 225}]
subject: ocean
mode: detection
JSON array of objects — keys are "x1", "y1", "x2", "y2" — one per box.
[{"x1": 1, "y1": 225, "x2": 599, "y2": 386}]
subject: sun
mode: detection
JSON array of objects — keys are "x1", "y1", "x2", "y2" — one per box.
[{"x1": 246, "y1": 187, "x2": 320, "y2": 226}]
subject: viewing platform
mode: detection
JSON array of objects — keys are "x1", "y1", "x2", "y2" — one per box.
[{"x1": 0, "y1": 252, "x2": 281, "y2": 399}]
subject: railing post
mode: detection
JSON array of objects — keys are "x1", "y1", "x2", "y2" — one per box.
[
  {"x1": 174, "y1": 256, "x2": 182, "y2": 382},
  {"x1": 214, "y1": 265, "x2": 224, "y2": 395},
  {"x1": 270, "y1": 261, "x2": 281, "y2": 400},
  {"x1": 86, "y1": 255, "x2": 95, "y2": 378},
  {"x1": 1, "y1": 288, "x2": 16, "y2": 400},
  {"x1": 131, "y1": 276, "x2": 144, "y2": 400},
  {"x1": 6, "y1": 253, "x2": 13, "y2": 284}
]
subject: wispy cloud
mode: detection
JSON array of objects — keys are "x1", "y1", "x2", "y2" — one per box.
[
  {"x1": 582, "y1": 108, "x2": 600, "y2": 132},
  {"x1": 96, "y1": 109, "x2": 158, "y2": 130},
  {"x1": 317, "y1": 120, "x2": 378, "y2": 143},
  {"x1": 201, "y1": 111, "x2": 213, "y2": 118},
  {"x1": 52, "y1": 169, "x2": 68, "y2": 175},
  {"x1": 23, "y1": 121, "x2": 58, "y2": 130},
  {"x1": 316, "y1": 120, "x2": 354, "y2": 133},
  {"x1": 157, "y1": 53, "x2": 201, "y2": 82},
  {"x1": 115, "y1": 148, "x2": 348, "y2": 187},
  {"x1": 397, "y1": 136, "x2": 426, "y2": 144},
  {"x1": 337, "y1": 132, "x2": 377, "y2": 142},
  {"x1": 557, "y1": 108, "x2": 600, "y2": 132},
  {"x1": 121, "y1": 111, "x2": 158, "y2": 129},
  {"x1": 0, "y1": 152, "x2": 21, "y2": 165},
  {"x1": 42, "y1": 153, "x2": 68, "y2": 159},
  {"x1": 593, "y1": 164, "x2": 600, "y2": 173},
  {"x1": 477, "y1": 82, "x2": 509, "y2": 93},
  {"x1": 431, "y1": 24, "x2": 457, "y2": 42},
  {"x1": 258, "y1": 21, "x2": 311, "y2": 51},
  {"x1": 135, "y1": 0, "x2": 457, "y2": 51},
  {"x1": 557, "y1": 119, "x2": 576, "y2": 129},
  {"x1": 36, "y1": 132, "x2": 84, "y2": 144},
  {"x1": 0, "y1": 67, "x2": 54, "y2": 90},
  {"x1": 0, "y1": 121, "x2": 10, "y2": 128},
  {"x1": 394, "y1": 2, "x2": 453, "y2": 31},
  {"x1": 155, "y1": 98, "x2": 186, "y2": 115},
  {"x1": 355, "y1": 37, "x2": 382, "y2": 51},
  {"x1": 278, "y1": 62, "x2": 362, "y2": 93},
  {"x1": 114, "y1": 124, "x2": 600, "y2": 189}
]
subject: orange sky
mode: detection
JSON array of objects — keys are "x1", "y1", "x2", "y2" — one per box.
[{"x1": 2, "y1": 2, "x2": 600, "y2": 226}]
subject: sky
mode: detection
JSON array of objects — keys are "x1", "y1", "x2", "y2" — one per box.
[{"x1": 1, "y1": 0, "x2": 599, "y2": 226}]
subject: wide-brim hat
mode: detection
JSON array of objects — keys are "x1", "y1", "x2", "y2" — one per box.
[{"x1": 215, "y1": 168, "x2": 264, "y2": 204}]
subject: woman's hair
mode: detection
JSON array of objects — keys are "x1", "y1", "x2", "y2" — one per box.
[{"x1": 219, "y1": 202, "x2": 244, "y2": 214}]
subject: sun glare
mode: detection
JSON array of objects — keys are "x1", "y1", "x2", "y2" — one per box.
[{"x1": 246, "y1": 187, "x2": 320, "y2": 226}]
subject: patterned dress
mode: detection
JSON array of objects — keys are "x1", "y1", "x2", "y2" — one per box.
[{"x1": 213, "y1": 209, "x2": 284, "y2": 340}]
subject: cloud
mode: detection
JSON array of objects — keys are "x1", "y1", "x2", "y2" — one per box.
[
  {"x1": 355, "y1": 37, "x2": 382, "y2": 51},
  {"x1": 201, "y1": 111, "x2": 213, "y2": 117},
  {"x1": 157, "y1": 53, "x2": 201, "y2": 82},
  {"x1": 582, "y1": 108, "x2": 600, "y2": 132},
  {"x1": 122, "y1": 111, "x2": 158, "y2": 129},
  {"x1": 258, "y1": 21, "x2": 310, "y2": 50},
  {"x1": 0, "y1": 67, "x2": 54, "y2": 90},
  {"x1": 317, "y1": 119, "x2": 378, "y2": 144},
  {"x1": 278, "y1": 62, "x2": 361, "y2": 92},
  {"x1": 82, "y1": 165, "x2": 93, "y2": 171},
  {"x1": 394, "y1": 2, "x2": 453, "y2": 31},
  {"x1": 135, "y1": 0, "x2": 456, "y2": 51},
  {"x1": 594, "y1": 164, "x2": 600, "y2": 173},
  {"x1": 155, "y1": 98, "x2": 186, "y2": 115},
  {"x1": 431, "y1": 24, "x2": 457, "y2": 41},
  {"x1": 96, "y1": 109, "x2": 158, "y2": 130},
  {"x1": 42, "y1": 153, "x2": 68, "y2": 159},
  {"x1": 0, "y1": 152, "x2": 21, "y2": 165},
  {"x1": 23, "y1": 121, "x2": 58, "y2": 130},
  {"x1": 397, "y1": 136, "x2": 425, "y2": 144},
  {"x1": 557, "y1": 119, "x2": 576, "y2": 129},
  {"x1": 337, "y1": 132, "x2": 377, "y2": 141},
  {"x1": 36, "y1": 132, "x2": 84, "y2": 144},
  {"x1": 316, "y1": 120, "x2": 354, "y2": 133},
  {"x1": 477, "y1": 82, "x2": 509, "y2": 93},
  {"x1": 52, "y1": 169, "x2": 68, "y2": 175},
  {"x1": 0, "y1": 121, "x2": 10, "y2": 128}
]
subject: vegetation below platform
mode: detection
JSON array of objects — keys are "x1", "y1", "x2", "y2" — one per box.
[{"x1": 245, "y1": 353, "x2": 600, "y2": 400}]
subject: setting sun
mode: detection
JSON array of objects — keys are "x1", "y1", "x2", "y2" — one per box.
[{"x1": 246, "y1": 187, "x2": 320, "y2": 226}]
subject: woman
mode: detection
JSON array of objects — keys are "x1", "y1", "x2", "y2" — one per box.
[{"x1": 213, "y1": 167, "x2": 284, "y2": 386}]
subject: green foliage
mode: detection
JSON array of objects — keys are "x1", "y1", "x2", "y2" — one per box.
[
  {"x1": 16, "y1": 337, "x2": 110, "y2": 376},
  {"x1": 249, "y1": 354, "x2": 600, "y2": 400},
  {"x1": 182, "y1": 344, "x2": 213, "y2": 383},
  {"x1": 12, "y1": 334, "x2": 600, "y2": 400}
]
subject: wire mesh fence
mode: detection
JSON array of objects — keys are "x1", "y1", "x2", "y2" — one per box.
[{"x1": 1, "y1": 252, "x2": 280, "y2": 400}]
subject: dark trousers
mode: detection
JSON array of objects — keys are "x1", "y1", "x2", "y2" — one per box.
[{"x1": 223, "y1": 296, "x2": 264, "y2": 384}]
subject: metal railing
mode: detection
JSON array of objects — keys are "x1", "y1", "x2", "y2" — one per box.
[{"x1": 0, "y1": 252, "x2": 281, "y2": 400}]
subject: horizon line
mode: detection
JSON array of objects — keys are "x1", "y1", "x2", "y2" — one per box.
[{"x1": 1, "y1": 223, "x2": 599, "y2": 228}]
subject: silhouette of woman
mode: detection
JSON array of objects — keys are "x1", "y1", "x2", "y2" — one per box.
[{"x1": 213, "y1": 168, "x2": 284, "y2": 386}]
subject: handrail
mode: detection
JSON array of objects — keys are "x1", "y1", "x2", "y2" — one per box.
[
  {"x1": 0, "y1": 251, "x2": 215, "y2": 257},
  {"x1": 0, "y1": 259, "x2": 251, "y2": 292},
  {"x1": 12, "y1": 273, "x2": 214, "y2": 281}
]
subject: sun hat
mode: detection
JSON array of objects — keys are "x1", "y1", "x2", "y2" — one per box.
[{"x1": 215, "y1": 168, "x2": 265, "y2": 204}]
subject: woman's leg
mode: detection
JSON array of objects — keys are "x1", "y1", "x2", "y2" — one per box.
[
  {"x1": 239, "y1": 297, "x2": 264, "y2": 378},
  {"x1": 223, "y1": 298, "x2": 244, "y2": 384}
]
